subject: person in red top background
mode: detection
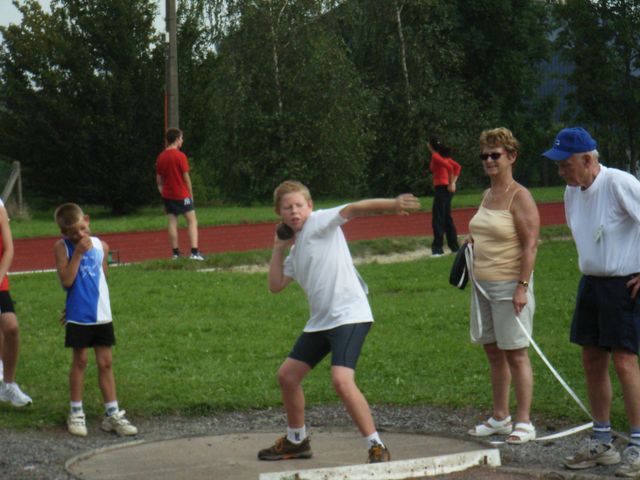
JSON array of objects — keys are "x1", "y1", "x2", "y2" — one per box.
[
  {"x1": 427, "y1": 136, "x2": 461, "y2": 256},
  {"x1": 0, "y1": 199, "x2": 32, "y2": 407},
  {"x1": 155, "y1": 128, "x2": 205, "y2": 260}
]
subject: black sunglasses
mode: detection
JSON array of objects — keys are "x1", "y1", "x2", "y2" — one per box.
[{"x1": 479, "y1": 152, "x2": 504, "y2": 161}]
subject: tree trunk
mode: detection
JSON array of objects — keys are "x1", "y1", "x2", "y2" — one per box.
[{"x1": 394, "y1": 0, "x2": 411, "y2": 110}]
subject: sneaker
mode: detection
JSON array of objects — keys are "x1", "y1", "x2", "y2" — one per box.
[
  {"x1": 367, "y1": 442, "x2": 391, "y2": 463},
  {"x1": 0, "y1": 360, "x2": 3, "y2": 380},
  {"x1": 0, "y1": 382, "x2": 32, "y2": 407},
  {"x1": 101, "y1": 410, "x2": 138, "y2": 436},
  {"x1": 258, "y1": 435, "x2": 312, "y2": 461},
  {"x1": 616, "y1": 445, "x2": 640, "y2": 478},
  {"x1": 189, "y1": 253, "x2": 205, "y2": 261},
  {"x1": 431, "y1": 249, "x2": 445, "y2": 257},
  {"x1": 67, "y1": 412, "x2": 88, "y2": 437},
  {"x1": 172, "y1": 253, "x2": 180, "y2": 260},
  {"x1": 564, "y1": 439, "x2": 621, "y2": 470}
]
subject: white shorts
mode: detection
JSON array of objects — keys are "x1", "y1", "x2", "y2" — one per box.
[{"x1": 470, "y1": 277, "x2": 535, "y2": 350}]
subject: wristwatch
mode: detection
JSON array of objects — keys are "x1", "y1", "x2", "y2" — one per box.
[{"x1": 517, "y1": 280, "x2": 529, "y2": 288}]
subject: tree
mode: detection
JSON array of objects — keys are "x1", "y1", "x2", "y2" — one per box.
[
  {"x1": 555, "y1": 0, "x2": 640, "y2": 176},
  {"x1": 190, "y1": 0, "x2": 375, "y2": 203},
  {"x1": 0, "y1": 0, "x2": 164, "y2": 213}
]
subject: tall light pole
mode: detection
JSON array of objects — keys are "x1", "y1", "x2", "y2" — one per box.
[{"x1": 165, "y1": 0, "x2": 179, "y2": 134}]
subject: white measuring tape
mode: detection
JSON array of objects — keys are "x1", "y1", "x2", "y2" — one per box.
[{"x1": 466, "y1": 244, "x2": 594, "y2": 441}]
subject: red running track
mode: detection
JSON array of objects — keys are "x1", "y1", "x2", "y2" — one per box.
[{"x1": 11, "y1": 202, "x2": 566, "y2": 273}]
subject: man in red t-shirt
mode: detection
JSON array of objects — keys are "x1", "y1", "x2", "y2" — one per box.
[{"x1": 155, "y1": 128, "x2": 204, "y2": 260}]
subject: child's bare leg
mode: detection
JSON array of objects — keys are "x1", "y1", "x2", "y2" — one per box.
[
  {"x1": 95, "y1": 346, "x2": 116, "y2": 403},
  {"x1": 278, "y1": 358, "x2": 310, "y2": 428},
  {"x1": 185, "y1": 210, "x2": 199, "y2": 251},
  {"x1": 70, "y1": 348, "x2": 88, "y2": 402},
  {"x1": 167, "y1": 214, "x2": 179, "y2": 250},
  {"x1": 331, "y1": 366, "x2": 376, "y2": 436},
  {"x1": 0, "y1": 313, "x2": 20, "y2": 383},
  {"x1": 0, "y1": 329, "x2": 4, "y2": 367}
]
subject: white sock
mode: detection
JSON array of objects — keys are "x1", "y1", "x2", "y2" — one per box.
[
  {"x1": 366, "y1": 432, "x2": 384, "y2": 449},
  {"x1": 104, "y1": 401, "x2": 119, "y2": 416},
  {"x1": 287, "y1": 425, "x2": 306, "y2": 444},
  {"x1": 70, "y1": 401, "x2": 83, "y2": 414}
]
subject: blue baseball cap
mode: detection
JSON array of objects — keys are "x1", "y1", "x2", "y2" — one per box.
[{"x1": 542, "y1": 127, "x2": 597, "y2": 161}]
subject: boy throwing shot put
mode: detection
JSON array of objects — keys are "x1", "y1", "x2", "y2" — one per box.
[
  {"x1": 258, "y1": 180, "x2": 420, "y2": 463},
  {"x1": 54, "y1": 203, "x2": 137, "y2": 437}
]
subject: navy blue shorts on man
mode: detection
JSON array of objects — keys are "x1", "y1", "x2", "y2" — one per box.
[
  {"x1": 163, "y1": 197, "x2": 194, "y2": 215},
  {"x1": 571, "y1": 274, "x2": 640, "y2": 354},
  {"x1": 65, "y1": 322, "x2": 116, "y2": 349},
  {"x1": 289, "y1": 322, "x2": 372, "y2": 369}
]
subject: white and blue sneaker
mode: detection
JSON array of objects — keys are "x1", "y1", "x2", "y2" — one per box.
[{"x1": 0, "y1": 382, "x2": 32, "y2": 407}]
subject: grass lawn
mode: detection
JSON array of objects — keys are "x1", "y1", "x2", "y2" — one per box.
[
  {"x1": 9, "y1": 186, "x2": 565, "y2": 239},
  {"x1": 1, "y1": 238, "x2": 623, "y2": 431}
]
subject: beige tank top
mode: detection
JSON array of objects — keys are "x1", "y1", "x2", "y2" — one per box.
[{"x1": 469, "y1": 189, "x2": 522, "y2": 281}]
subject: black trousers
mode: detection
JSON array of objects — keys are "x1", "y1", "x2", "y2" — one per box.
[{"x1": 431, "y1": 185, "x2": 459, "y2": 253}]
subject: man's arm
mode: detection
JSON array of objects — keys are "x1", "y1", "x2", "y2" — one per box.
[
  {"x1": 54, "y1": 238, "x2": 92, "y2": 289},
  {"x1": 340, "y1": 194, "x2": 420, "y2": 220}
]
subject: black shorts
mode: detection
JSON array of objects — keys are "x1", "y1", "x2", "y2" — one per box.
[
  {"x1": 65, "y1": 322, "x2": 116, "y2": 349},
  {"x1": 0, "y1": 291, "x2": 15, "y2": 314},
  {"x1": 571, "y1": 274, "x2": 640, "y2": 353},
  {"x1": 289, "y1": 322, "x2": 372, "y2": 369},
  {"x1": 164, "y1": 198, "x2": 194, "y2": 215}
]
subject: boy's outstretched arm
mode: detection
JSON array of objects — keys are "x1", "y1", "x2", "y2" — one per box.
[
  {"x1": 268, "y1": 234, "x2": 294, "y2": 293},
  {"x1": 340, "y1": 194, "x2": 421, "y2": 220},
  {"x1": 54, "y1": 237, "x2": 92, "y2": 288}
]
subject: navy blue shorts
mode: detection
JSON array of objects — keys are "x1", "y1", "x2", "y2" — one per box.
[
  {"x1": 0, "y1": 291, "x2": 15, "y2": 314},
  {"x1": 571, "y1": 275, "x2": 640, "y2": 353},
  {"x1": 289, "y1": 322, "x2": 372, "y2": 369},
  {"x1": 163, "y1": 197, "x2": 194, "y2": 215},
  {"x1": 65, "y1": 322, "x2": 116, "y2": 349}
]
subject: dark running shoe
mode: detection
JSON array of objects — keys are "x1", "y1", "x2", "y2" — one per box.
[
  {"x1": 258, "y1": 435, "x2": 312, "y2": 461},
  {"x1": 367, "y1": 442, "x2": 391, "y2": 463}
]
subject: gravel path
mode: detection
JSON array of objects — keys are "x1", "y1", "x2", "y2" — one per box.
[{"x1": 0, "y1": 404, "x2": 623, "y2": 479}]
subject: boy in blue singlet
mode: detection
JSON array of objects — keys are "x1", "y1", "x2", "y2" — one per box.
[
  {"x1": 258, "y1": 181, "x2": 420, "y2": 464},
  {"x1": 54, "y1": 203, "x2": 137, "y2": 437}
]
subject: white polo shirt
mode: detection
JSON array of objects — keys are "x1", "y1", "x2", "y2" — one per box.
[
  {"x1": 283, "y1": 205, "x2": 373, "y2": 332},
  {"x1": 565, "y1": 165, "x2": 640, "y2": 276}
]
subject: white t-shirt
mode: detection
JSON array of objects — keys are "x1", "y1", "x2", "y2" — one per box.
[
  {"x1": 283, "y1": 205, "x2": 373, "y2": 332},
  {"x1": 565, "y1": 165, "x2": 640, "y2": 276}
]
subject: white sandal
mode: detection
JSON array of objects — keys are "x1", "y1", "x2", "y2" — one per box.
[
  {"x1": 506, "y1": 422, "x2": 536, "y2": 444},
  {"x1": 468, "y1": 416, "x2": 512, "y2": 437}
]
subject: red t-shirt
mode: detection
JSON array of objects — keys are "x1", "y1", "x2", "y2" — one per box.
[
  {"x1": 429, "y1": 152, "x2": 461, "y2": 187},
  {"x1": 156, "y1": 148, "x2": 190, "y2": 200}
]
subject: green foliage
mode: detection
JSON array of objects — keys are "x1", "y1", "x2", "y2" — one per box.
[
  {"x1": 1, "y1": 240, "x2": 628, "y2": 429},
  {"x1": 554, "y1": 0, "x2": 640, "y2": 175},
  {"x1": 0, "y1": 0, "x2": 164, "y2": 213},
  {"x1": 188, "y1": 0, "x2": 375, "y2": 203}
]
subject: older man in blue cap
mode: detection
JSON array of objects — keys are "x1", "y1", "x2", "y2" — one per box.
[{"x1": 543, "y1": 127, "x2": 640, "y2": 476}]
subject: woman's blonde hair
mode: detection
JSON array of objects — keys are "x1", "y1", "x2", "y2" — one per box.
[{"x1": 479, "y1": 127, "x2": 520, "y2": 154}]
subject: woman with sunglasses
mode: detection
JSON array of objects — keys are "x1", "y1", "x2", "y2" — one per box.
[
  {"x1": 466, "y1": 127, "x2": 540, "y2": 444},
  {"x1": 427, "y1": 136, "x2": 461, "y2": 256}
]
